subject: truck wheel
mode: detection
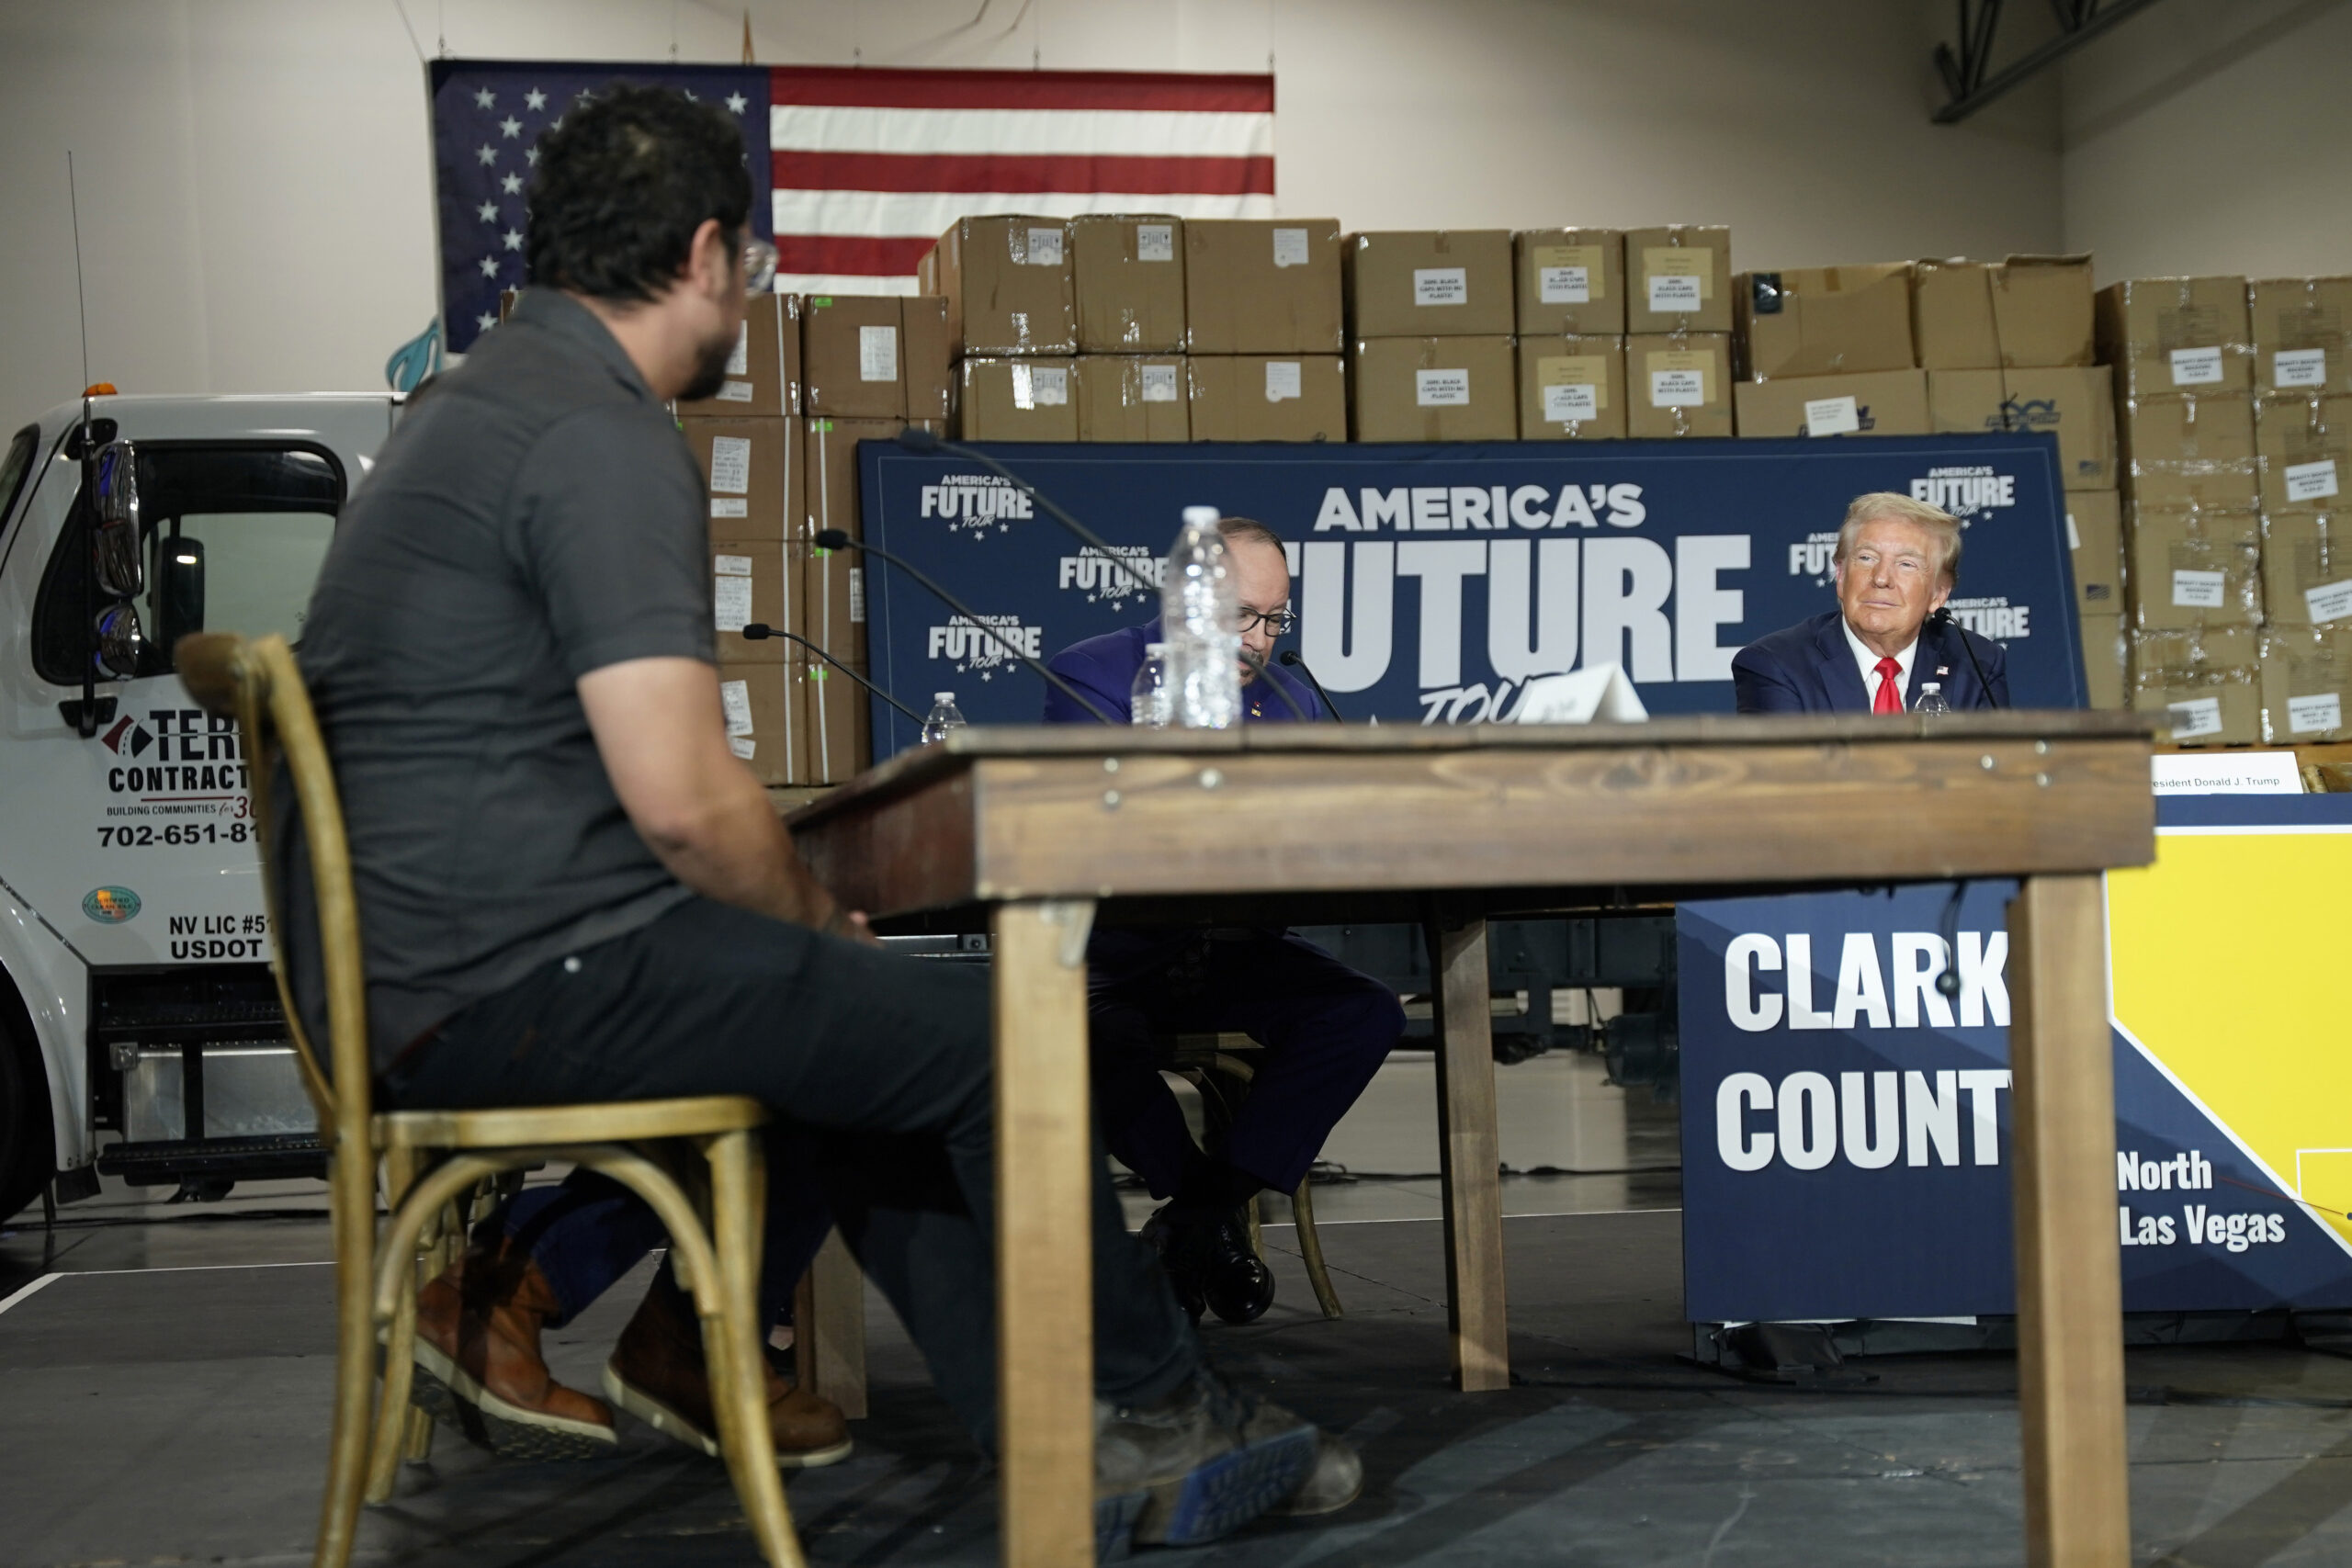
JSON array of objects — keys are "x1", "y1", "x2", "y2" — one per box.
[{"x1": 0, "y1": 1026, "x2": 55, "y2": 1222}]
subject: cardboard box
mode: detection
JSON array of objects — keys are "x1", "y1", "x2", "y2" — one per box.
[
  {"x1": 682, "y1": 415, "x2": 802, "y2": 542},
  {"x1": 2260, "y1": 511, "x2": 2352, "y2": 627},
  {"x1": 2067, "y1": 490, "x2": 2125, "y2": 613},
  {"x1": 1991, "y1": 255, "x2": 2096, "y2": 368},
  {"x1": 1914, "y1": 261, "x2": 2000, "y2": 370},
  {"x1": 1627, "y1": 333, "x2": 1734, "y2": 438},
  {"x1": 2132, "y1": 624, "x2": 2259, "y2": 676},
  {"x1": 2256, "y1": 393, "x2": 2352, "y2": 514},
  {"x1": 1927, "y1": 368, "x2": 2007, "y2": 436},
  {"x1": 676, "y1": 293, "x2": 803, "y2": 418},
  {"x1": 1514, "y1": 229, "x2": 1623, "y2": 336},
  {"x1": 2003, "y1": 366, "x2": 2119, "y2": 491},
  {"x1": 2127, "y1": 502, "x2": 2264, "y2": 630},
  {"x1": 2079, "y1": 611, "x2": 2127, "y2": 709},
  {"x1": 1733, "y1": 368, "x2": 1928, "y2": 439},
  {"x1": 797, "y1": 653, "x2": 870, "y2": 784},
  {"x1": 2098, "y1": 276, "x2": 2255, "y2": 397},
  {"x1": 1517, "y1": 335, "x2": 1626, "y2": 440},
  {"x1": 798, "y1": 538, "x2": 864, "y2": 671},
  {"x1": 1625, "y1": 226, "x2": 1733, "y2": 334},
  {"x1": 918, "y1": 216, "x2": 1077, "y2": 355},
  {"x1": 2132, "y1": 657, "x2": 2261, "y2": 745},
  {"x1": 2250, "y1": 277, "x2": 2352, "y2": 397},
  {"x1": 1186, "y1": 355, "x2": 1346, "y2": 442},
  {"x1": 801, "y1": 417, "x2": 922, "y2": 547},
  {"x1": 956, "y1": 357, "x2": 1080, "y2": 442},
  {"x1": 2259, "y1": 625, "x2": 2352, "y2": 742},
  {"x1": 2119, "y1": 393, "x2": 2257, "y2": 508},
  {"x1": 708, "y1": 537, "x2": 794, "y2": 665},
  {"x1": 1074, "y1": 355, "x2": 1191, "y2": 442},
  {"x1": 1350, "y1": 336, "x2": 1517, "y2": 442},
  {"x1": 1183, "y1": 219, "x2": 1344, "y2": 354},
  {"x1": 801, "y1": 295, "x2": 950, "y2": 421},
  {"x1": 1071, "y1": 215, "x2": 1187, "y2": 353},
  {"x1": 717, "y1": 662, "x2": 805, "y2": 785},
  {"x1": 1344, "y1": 230, "x2": 1515, "y2": 338},
  {"x1": 1735, "y1": 265, "x2": 1916, "y2": 380}
]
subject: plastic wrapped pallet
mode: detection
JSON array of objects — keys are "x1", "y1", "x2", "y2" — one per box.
[
  {"x1": 2130, "y1": 625, "x2": 2260, "y2": 745},
  {"x1": 2259, "y1": 625, "x2": 2352, "y2": 742}
]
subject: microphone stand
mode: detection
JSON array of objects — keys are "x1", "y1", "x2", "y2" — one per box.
[
  {"x1": 894, "y1": 427, "x2": 1312, "y2": 721},
  {"x1": 1928, "y1": 607, "x2": 2002, "y2": 709},
  {"x1": 739, "y1": 623, "x2": 926, "y2": 723},
  {"x1": 1278, "y1": 650, "x2": 1343, "y2": 723},
  {"x1": 811, "y1": 528, "x2": 1118, "y2": 726}
]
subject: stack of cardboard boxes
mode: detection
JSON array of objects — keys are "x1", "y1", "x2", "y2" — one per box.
[
  {"x1": 1186, "y1": 220, "x2": 1349, "y2": 439},
  {"x1": 2251, "y1": 276, "x2": 2352, "y2": 745},
  {"x1": 1731, "y1": 263, "x2": 1926, "y2": 438},
  {"x1": 1512, "y1": 229, "x2": 1626, "y2": 439},
  {"x1": 1623, "y1": 227, "x2": 1736, "y2": 437},
  {"x1": 1344, "y1": 231, "x2": 1518, "y2": 440}
]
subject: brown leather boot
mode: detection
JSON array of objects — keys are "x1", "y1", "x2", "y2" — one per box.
[
  {"x1": 601, "y1": 1276, "x2": 853, "y2": 1469},
  {"x1": 411, "y1": 1237, "x2": 617, "y2": 1461}
]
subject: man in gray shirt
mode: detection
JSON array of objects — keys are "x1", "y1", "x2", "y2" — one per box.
[{"x1": 283, "y1": 85, "x2": 1353, "y2": 1550}]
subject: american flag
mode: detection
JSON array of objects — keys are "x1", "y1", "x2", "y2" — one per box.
[{"x1": 430, "y1": 61, "x2": 1274, "y2": 354}]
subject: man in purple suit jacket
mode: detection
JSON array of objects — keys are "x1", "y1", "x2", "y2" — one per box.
[
  {"x1": 1043, "y1": 520, "x2": 1406, "y2": 1325},
  {"x1": 1733, "y1": 491, "x2": 2010, "y2": 715}
]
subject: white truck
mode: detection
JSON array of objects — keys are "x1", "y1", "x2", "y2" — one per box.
[{"x1": 0, "y1": 392, "x2": 395, "y2": 1215}]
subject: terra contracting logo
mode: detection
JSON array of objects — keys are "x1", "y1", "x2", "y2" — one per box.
[
  {"x1": 920, "y1": 474, "x2": 1033, "y2": 538},
  {"x1": 927, "y1": 615, "x2": 1044, "y2": 679},
  {"x1": 1908, "y1": 467, "x2": 2016, "y2": 522},
  {"x1": 83, "y1": 886, "x2": 141, "y2": 924}
]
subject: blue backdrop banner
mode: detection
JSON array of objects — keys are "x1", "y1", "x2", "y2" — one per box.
[{"x1": 858, "y1": 432, "x2": 2083, "y2": 758}]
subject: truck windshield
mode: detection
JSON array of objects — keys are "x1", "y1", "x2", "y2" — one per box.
[{"x1": 0, "y1": 426, "x2": 35, "y2": 542}]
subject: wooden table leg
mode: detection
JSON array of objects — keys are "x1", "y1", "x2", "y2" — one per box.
[
  {"x1": 991, "y1": 899, "x2": 1099, "y2": 1567},
  {"x1": 1427, "y1": 909, "x2": 1510, "y2": 1392},
  {"x1": 2008, "y1": 874, "x2": 2130, "y2": 1567},
  {"x1": 803, "y1": 1229, "x2": 867, "y2": 1419}
]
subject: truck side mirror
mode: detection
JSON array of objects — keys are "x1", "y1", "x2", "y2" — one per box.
[
  {"x1": 93, "y1": 439, "x2": 144, "y2": 600},
  {"x1": 158, "y1": 536, "x2": 206, "y2": 649},
  {"x1": 95, "y1": 601, "x2": 146, "y2": 679}
]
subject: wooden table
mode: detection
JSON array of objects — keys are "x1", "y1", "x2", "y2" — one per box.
[{"x1": 789, "y1": 713, "x2": 2155, "y2": 1568}]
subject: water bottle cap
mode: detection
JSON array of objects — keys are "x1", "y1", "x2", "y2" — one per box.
[
  {"x1": 934, "y1": 692, "x2": 954, "y2": 703},
  {"x1": 1922, "y1": 682, "x2": 1940, "y2": 692},
  {"x1": 1145, "y1": 642, "x2": 1168, "y2": 655},
  {"x1": 1182, "y1": 504, "x2": 1220, "y2": 527}
]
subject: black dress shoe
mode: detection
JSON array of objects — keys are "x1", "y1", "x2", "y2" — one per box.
[{"x1": 1141, "y1": 1202, "x2": 1277, "y2": 1325}]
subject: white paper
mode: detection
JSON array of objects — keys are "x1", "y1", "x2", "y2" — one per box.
[
  {"x1": 2305, "y1": 578, "x2": 2352, "y2": 622},
  {"x1": 1138, "y1": 364, "x2": 1180, "y2": 403},
  {"x1": 858, "y1": 323, "x2": 898, "y2": 382},
  {"x1": 1263, "y1": 361, "x2": 1302, "y2": 402},
  {"x1": 2275, "y1": 347, "x2": 2329, "y2": 389},
  {"x1": 728, "y1": 736, "x2": 757, "y2": 760},
  {"x1": 1135, "y1": 223, "x2": 1174, "y2": 262},
  {"x1": 2290, "y1": 692, "x2": 2343, "y2": 734},
  {"x1": 2171, "y1": 568, "x2": 2226, "y2": 608},
  {"x1": 1029, "y1": 366, "x2": 1069, "y2": 405},
  {"x1": 2285, "y1": 458, "x2": 2340, "y2": 502},
  {"x1": 849, "y1": 566, "x2": 865, "y2": 623},
  {"x1": 713, "y1": 553, "x2": 752, "y2": 576},
  {"x1": 2151, "y1": 750, "x2": 2301, "y2": 793},
  {"x1": 1804, "y1": 395, "x2": 1860, "y2": 436},
  {"x1": 725, "y1": 324, "x2": 749, "y2": 376},
  {"x1": 1413, "y1": 267, "x2": 1468, "y2": 307},
  {"x1": 2066, "y1": 511, "x2": 2081, "y2": 550},
  {"x1": 2169, "y1": 345, "x2": 2224, "y2": 386},
  {"x1": 719, "y1": 679, "x2": 754, "y2": 735},
  {"x1": 1647, "y1": 274, "x2": 1702, "y2": 311},
  {"x1": 1650, "y1": 368, "x2": 1705, "y2": 407},
  {"x1": 1416, "y1": 368, "x2": 1470, "y2": 407},
  {"x1": 709, "y1": 497, "x2": 748, "y2": 519},
  {"x1": 707, "y1": 434, "x2": 752, "y2": 494},
  {"x1": 2164, "y1": 695, "x2": 2224, "y2": 740},
  {"x1": 1543, "y1": 383, "x2": 1599, "y2": 423},
  {"x1": 1023, "y1": 226, "x2": 1065, "y2": 266},
  {"x1": 713, "y1": 380, "x2": 754, "y2": 403},
  {"x1": 1538, "y1": 265, "x2": 1589, "y2": 304},
  {"x1": 713, "y1": 574, "x2": 753, "y2": 632},
  {"x1": 1510, "y1": 662, "x2": 1649, "y2": 724},
  {"x1": 1272, "y1": 228, "x2": 1309, "y2": 268}
]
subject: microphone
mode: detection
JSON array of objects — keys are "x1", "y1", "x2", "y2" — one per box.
[
  {"x1": 810, "y1": 528, "x2": 1117, "y2": 726},
  {"x1": 894, "y1": 428, "x2": 1311, "y2": 722},
  {"x1": 1278, "y1": 650, "x2": 1342, "y2": 723},
  {"x1": 739, "y1": 624, "x2": 926, "y2": 723},
  {"x1": 1927, "y1": 607, "x2": 2002, "y2": 709}
]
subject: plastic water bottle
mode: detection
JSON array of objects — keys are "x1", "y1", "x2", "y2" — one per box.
[
  {"x1": 1130, "y1": 642, "x2": 1173, "y2": 728},
  {"x1": 1160, "y1": 505, "x2": 1240, "y2": 729},
  {"x1": 920, "y1": 692, "x2": 967, "y2": 743},
  {"x1": 1914, "y1": 682, "x2": 1952, "y2": 716}
]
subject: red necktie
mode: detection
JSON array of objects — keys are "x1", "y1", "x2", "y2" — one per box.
[{"x1": 1871, "y1": 656, "x2": 1903, "y2": 715}]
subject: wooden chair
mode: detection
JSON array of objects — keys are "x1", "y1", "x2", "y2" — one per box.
[
  {"x1": 175, "y1": 633, "x2": 806, "y2": 1568},
  {"x1": 1160, "y1": 1032, "x2": 1343, "y2": 1319}
]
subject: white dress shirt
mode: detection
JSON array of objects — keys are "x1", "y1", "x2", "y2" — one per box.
[{"x1": 1840, "y1": 617, "x2": 1918, "y2": 711}]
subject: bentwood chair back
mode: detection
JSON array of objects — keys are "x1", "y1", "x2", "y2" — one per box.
[{"x1": 175, "y1": 632, "x2": 805, "y2": 1568}]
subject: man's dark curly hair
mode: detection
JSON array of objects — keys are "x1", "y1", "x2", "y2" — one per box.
[{"x1": 526, "y1": 83, "x2": 752, "y2": 302}]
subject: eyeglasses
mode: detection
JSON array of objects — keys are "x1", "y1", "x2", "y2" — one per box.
[
  {"x1": 741, "y1": 236, "x2": 777, "y2": 297},
  {"x1": 1238, "y1": 606, "x2": 1297, "y2": 637}
]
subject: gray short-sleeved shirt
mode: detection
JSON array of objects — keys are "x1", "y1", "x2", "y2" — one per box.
[{"x1": 280, "y1": 289, "x2": 711, "y2": 1065}]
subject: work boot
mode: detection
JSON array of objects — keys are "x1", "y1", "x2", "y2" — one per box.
[
  {"x1": 1093, "y1": 1363, "x2": 1327, "y2": 1557},
  {"x1": 602, "y1": 1276, "x2": 853, "y2": 1468},
  {"x1": 411, "y1": 1238, "x2": 618, "y2": 1461},
  {"x1": 1140, "y1": 1202, "x2": 1277, "y2": 1325},
  {"x1": 1269, "y1": 1429, "x2": 1366, "y2": 1517}
]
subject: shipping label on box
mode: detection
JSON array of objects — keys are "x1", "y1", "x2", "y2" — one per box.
[
  {"x1": 2120, "y1": 392, "x2": 2256, "y2": 507},
  {"x1": 717, "y1": 662, "x2": 805, "y2": 784},
  {"x1": 1735, "y1": 265, "x2": 1917, "y2": 380},
  {"x1": 1072, "y1": 214, "x2": 1188, "y2": 353},
  {"x1": 2126, "y1": 505, "x2": 2264, "y2": 630},
  {"x1": 682, "y1": 415, "x2": 801, "y2": 542},
  {"x1": 1183, "y1": 220, "x2": 1344, "y2": 354},
  {"x1": 1343, "y1": 230, "x2": 1514, "y2": 338},
  {"x1": 2098, "y1": 277, "x2": 2255, "y2": 397},
  {"x1": 918, "y1": 215, "x2": 1076, "y2": 355},
  {"x1": 1732, "y1": 368, "x2": 1928, "y2": 440},
  {"x1": 1913, "y1": 261, "x2": 2001, "y2": 371},
  {"x1": 1074, "y1": 355, "x2": 1191, "y2": 442},
  {"x1": 2256, "y1": 394, "x2": 2352, "y2": 513},
  {"x1": 801, "y1": 295, "x2": 907, "y2": 419},
  {"x1": 1185, "y1": 355, "x2": 1346, "y2": 441},
  {"x1": 709, "y1": 537, "x2": 791, "y2": 663},
  {"x1": 1517, "y1": 335, "x2": 1626, "y2": 439},
  {"x1": 1624, "y1": 226, "x2": 1732, "y2": 334},
  {"x1": 2130, "y1": 646, "x2": 2261, "y2": 745},
  {"x1": 1515, "y1": 229, "x2": 1623, "y2": 335},
  {"x1": 675, "y1": 293, "x2": 803, "y2": 418},
  {"x1": 1991, "y1": 255, "x2": 2095, "y2": 368},
  {"x1": 1350, "y1": 336, "x2": 1517, "y2": 442},
  {"x1": 1626, "y1": 333, "x2": 1733, "y2": 437},
  {"x1": 2258, "y1": 512, "x2": 2352, "y2": 626},
  {"x1": 2259, "y1": 626, "x2": 2352, "y2": 741},
  {"x1": 2250, "y1": 277, "x2": 2352, "y2": 396}
]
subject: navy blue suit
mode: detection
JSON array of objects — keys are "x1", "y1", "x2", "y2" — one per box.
[
  {"x1": 1042, "y1": 620, "x2": 1403, "y2": 1201},
  {"x1": 1732, "y1": 610, "x2": 2009, "y2": 714}
]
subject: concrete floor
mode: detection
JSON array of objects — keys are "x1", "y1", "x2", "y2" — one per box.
[{"x1": 7, "y1": 1052, "x2": 2352, "y2": 1565}]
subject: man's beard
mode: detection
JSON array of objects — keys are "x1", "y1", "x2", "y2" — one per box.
[{"x1": 677, "y1": 323, "x2": 738, "y2": 403}]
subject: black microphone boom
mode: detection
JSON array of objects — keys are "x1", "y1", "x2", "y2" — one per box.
[
  {"x1": 1278, "y1": 650, "x2": 1343, "y2": 723},
  {"x1": 740, "y1": 624, "x2": 926, "y2": 723},
  {"x1": 1928, "y1": 607, "x2": 2002, "y2": 709},
  {"x1": 896, "y1": 428, "x2": 1310, "y2": 721},
  {"x1": 810, "y1": 528, "x2": 1117, "y2": 726}
]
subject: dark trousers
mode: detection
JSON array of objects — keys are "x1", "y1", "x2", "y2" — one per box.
[
  {"x1": 383, "y1": 897, "x2": 1199, "y2": 1449},
  {"x1": 1087, "y1": 930, "x2": 1407, "y2": 1201}
]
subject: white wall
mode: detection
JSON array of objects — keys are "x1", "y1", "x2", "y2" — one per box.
[
  {"x1": 2062, "y1": 0, "x2": 2352, "y2": 283},
  {"x1": 0, "y1": 0, "x2": 2063, "y2": 425}
]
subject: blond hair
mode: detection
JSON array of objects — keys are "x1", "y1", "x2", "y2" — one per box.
[{"x1": 1833, "y1": 492, "x2": 1962, "y2": 585}]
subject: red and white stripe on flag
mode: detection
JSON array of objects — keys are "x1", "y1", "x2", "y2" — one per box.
[{"x1": 768, "y1": 66, "x2": 1275, "y2": 297}]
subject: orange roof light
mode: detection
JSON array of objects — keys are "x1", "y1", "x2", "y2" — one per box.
[{"x1": 83, "y1": 382, "x2": 117, "y2": 397}]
